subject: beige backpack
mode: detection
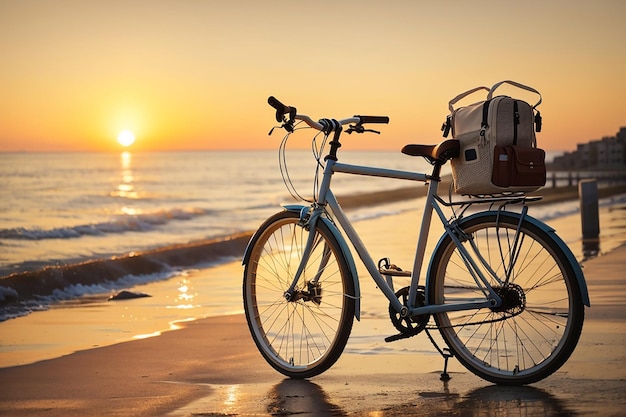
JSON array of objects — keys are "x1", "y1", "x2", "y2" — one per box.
[{"x1": 442, "y1": 80, "x2": 546, "y2": 195}]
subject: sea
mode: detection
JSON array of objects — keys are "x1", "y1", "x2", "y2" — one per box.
[
  {"x1": 2, "y1": 147, "x2": 626, "y2": 367},
  {"x1": 0, "y1": 149, "x2": 618, "y2": 308},
  {"x1": 0, "y1": 148, "x2": 457, "y2": 319}
]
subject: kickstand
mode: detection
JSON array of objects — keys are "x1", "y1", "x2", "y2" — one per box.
[
  {"x1": 425, "y1": 328, "x2": 454, "y2": 381},
  {"x1": 440, "y1": 348, "x2": 453, "y2": 381}
]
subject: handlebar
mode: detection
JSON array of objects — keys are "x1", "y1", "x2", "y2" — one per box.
[
  {"x1": 356, "y1": 115, "x2": 390, "y2": 124},
  {"x1": 268, "y1": 96, "x2": 389, "y2": 133}
]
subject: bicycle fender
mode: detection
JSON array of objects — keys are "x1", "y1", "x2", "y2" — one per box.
[
  {"x1": 242, "y1": 206, "x2": 362, "y2": 321},
  {"x1": 426, "y1": 210, "x2": 590, "y2": 307}
]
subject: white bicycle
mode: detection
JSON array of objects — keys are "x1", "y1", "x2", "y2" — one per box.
[{"x1": 242, "y1": 97, "x2": 589, "y2": 385}]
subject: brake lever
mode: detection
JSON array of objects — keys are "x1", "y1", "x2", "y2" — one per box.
[
  {"x1": 346, "y1": 124, "x2": 380, "y2": 135},
  {"x1": 268, "y1": 119, "x2": 295, "y2": 136},
  {"x1": 345, "y1": 124, "x2": 363, "y2": 134}
]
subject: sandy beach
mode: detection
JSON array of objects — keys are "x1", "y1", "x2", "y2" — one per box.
[
  {"x1": 3, "y1": 1, "x2": 626, "y2": 415},
  {"x1": 1, "y1": 190, "x2": 625, "y2": 416}
]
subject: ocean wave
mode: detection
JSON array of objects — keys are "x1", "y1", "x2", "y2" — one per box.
[
  {"x1": 532, "y1": 193, "x2": 626, "y2": 222},
  {"x1": 0, "y1": 286, "x2": 18, "y2": 302},
  {"x1": 349, "y1": 207, "x2": 407, "y2": 222},
  {"x1": 0, "y1": 207, "x2": 211, "y2": 240},
  {"x1": 0, "y1": 232, "x2": 252, "y2": 321},
  {"x1": 245, "y1": 202, "x2": 284, "y2": 211},
  {"x1": 0, "y1": 271, "x2": 177, "y2": 321}
]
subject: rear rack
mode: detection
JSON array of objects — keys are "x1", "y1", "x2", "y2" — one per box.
[{"x1": 435, "y1": 193, "x2": 543, "y2": 208}]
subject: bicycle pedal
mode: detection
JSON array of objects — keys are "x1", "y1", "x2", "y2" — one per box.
[
  {"x1": 379, "y1": 266, "x2": 412, "y2": 277},
  {"x1": 378, "y1": 258, "x2": 411, "y2": 277},
  {"x1": 384, "y1": 332, "x2": 416, "y2": 343}
]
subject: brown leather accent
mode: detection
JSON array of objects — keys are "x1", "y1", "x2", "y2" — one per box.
[{"x1": 401, "y1": 139, "x2": 460, "y2": 163}]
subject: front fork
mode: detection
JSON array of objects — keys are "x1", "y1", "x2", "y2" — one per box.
[{"x1": 283, "y1": 205, "x2": 326, "y2": 303}]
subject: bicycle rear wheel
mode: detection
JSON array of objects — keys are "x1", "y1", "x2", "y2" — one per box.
[
  {"x1": 428, "y1": 212, "x2": 584, "y2": 385},
  {"x1": 243, "y1": 210, "x2": 355, "y2": 378}
]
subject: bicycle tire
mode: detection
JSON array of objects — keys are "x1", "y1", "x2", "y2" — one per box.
[
  {"x1": 243, "y1": 210, "x2": 355, "y2": 378},
  {"x1": 428, "y1": 212, "x2": 585, "y2": 385}
]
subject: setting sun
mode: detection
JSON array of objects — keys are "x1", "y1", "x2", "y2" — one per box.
[{"x1": 117, "y1": 130, "x2": 136, "y2": 147}]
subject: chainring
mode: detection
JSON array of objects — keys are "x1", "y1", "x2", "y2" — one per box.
[{"x1": 389, "y1": 286, "x2": 430, "y2": 336}]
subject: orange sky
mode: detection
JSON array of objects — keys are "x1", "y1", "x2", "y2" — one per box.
[{"x1": 0, "y1": 0, "x2": 624, "y2": 152}]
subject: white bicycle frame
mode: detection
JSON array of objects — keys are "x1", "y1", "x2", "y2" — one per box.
[{"x1": 287, "y1": 155, "x2": 505, "y2": 320}]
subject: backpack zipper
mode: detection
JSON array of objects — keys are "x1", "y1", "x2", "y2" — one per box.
[{"x1": 513, "y1": 100, "x2": 520, "y2": 145}]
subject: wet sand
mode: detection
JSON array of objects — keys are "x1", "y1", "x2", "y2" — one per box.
[
  {"x1": 1, "y1": 189, "x2": 625, "y2": 416},
  {"x1": 0, "y1": 242, "x2": 625, "y2": 416}
]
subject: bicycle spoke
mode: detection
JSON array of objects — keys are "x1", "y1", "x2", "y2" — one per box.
[
  {"x1": 431, "y1": 213, "x2": 584, "y2": 384},
  {"x1": 243, "y1": 212, "x2": 354, "y2": 377}
]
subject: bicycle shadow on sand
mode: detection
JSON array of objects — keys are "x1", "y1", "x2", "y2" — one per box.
[
  {"x1": 265, "y1": 379, "x2": 345, "y2": 416},
  {"x1": 265, "y1": 379, "x2": 576, "y2": 417}
]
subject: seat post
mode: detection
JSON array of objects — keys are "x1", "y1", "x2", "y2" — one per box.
[{"x1": 430, "y1": 160, "x2": 444, "y2": 181}]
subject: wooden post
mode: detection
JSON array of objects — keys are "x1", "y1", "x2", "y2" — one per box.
[{"x1": 579, "y1": 179, "x2": 600, "y2": 258}]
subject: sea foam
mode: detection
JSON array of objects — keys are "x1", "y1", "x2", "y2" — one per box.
[{"x1": 0, "y1": 207, "x2": 211, "y2": 240}]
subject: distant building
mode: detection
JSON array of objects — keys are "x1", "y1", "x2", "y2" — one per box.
[{"x1": 551, "y1": 127, "x2": 626, "y2": 171}]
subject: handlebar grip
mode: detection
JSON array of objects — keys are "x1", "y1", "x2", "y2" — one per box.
[
  {"x1": 268, "y1": 96, "x2": 292, "y2": 123},
  {"x1": 268, "y1": 96, "x2": 285, "y2": 111},
  {"x1": 356, "y1": 115, "x2": 390, "y2": 124}
]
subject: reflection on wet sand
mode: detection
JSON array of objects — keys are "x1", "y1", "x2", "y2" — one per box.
[
  {"x1": 262, "y1": 380, "x2": 574, "y2": 417},
  {"x1": 412, "y1": 384, "x2": 573, "y2": 417},
  {"x1": 267, "y1": 379, "x2": 345, "y2": 416}
]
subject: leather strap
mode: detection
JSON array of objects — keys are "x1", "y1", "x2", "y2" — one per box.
[{"x1": 488, "y1": 80, "x2": 542, "y2": 108}]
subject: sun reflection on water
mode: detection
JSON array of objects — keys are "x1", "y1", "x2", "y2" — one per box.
[
  {"x1": 133, "y1": 331, "x2": 162, "y2": 340},
  {"x1": 121, "y1": 206, "x2": 141, "y2": 216},
  {"x1": 167, "y1": 277, "x2": 198, "y2": 310},
  {"x1": 132, "y1": 318, "x2": 197, "y2": 340},
  {"x1": 112, "y1": 151, "x2": 139, "y2": 199},
  {"x1": 225, "y1": 385, "x2": 239, "y2": 410}
]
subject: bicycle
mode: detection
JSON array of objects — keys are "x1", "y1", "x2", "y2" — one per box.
[{"x1": 242, "y1": 97, "x2": 590, "y2": 385}]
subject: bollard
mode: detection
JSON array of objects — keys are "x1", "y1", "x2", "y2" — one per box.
[{"x1": 579, "y1": 179, "x2": 600, "y2": 258}]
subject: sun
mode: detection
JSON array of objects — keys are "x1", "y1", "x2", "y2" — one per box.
[{"x1": 117, "y1": 130, "x2": 136, "y2": 147}]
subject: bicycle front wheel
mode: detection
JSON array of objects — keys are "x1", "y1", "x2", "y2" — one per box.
[
  {"x1": 429, "y1": 212, "x2": 585, "y2": 385},
  {"x1": 243, "y1": 210, "x2": 355, "y2": 378}
]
